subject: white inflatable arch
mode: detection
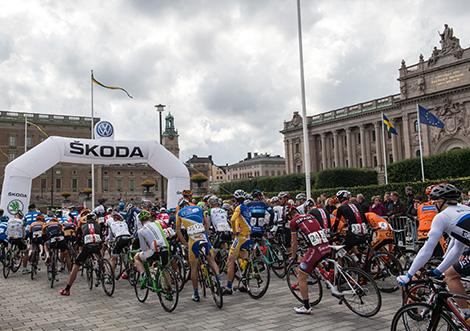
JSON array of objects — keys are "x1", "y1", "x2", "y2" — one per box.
[{"x1": 0, "y1": 136, "x2": 189, "y2": 217}]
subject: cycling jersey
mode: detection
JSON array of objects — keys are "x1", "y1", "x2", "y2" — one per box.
[
  {"x1": 63, "y1": 222, "x2": 76, "y2": 237},
  {"x1": 308, "y1": 208, "x2": 332, "y2": 233},
  {"x1": 107, "y1": 220, "x2": 131, "y2": 241},
  {"x1": 408, "y1": 204, "x2": 470, "y2": 276},
  {"x1": 417, "y1": 201, "x2": 438, "y2": 239},
  {"x1": 80, "y1": 222, "x2": 102, "y2": 245},
  {"x1": 24, "y1": 211, "x2": 40, "y2": 234},
  {"x1": 69, "y1": 210, "x2": 79, "y2": 224},
  {"x1": 365, "y1": 212, "x2": 393, "y2": 249},
  {"x1": 177, "y1": 205, "x2": 213, "y2": 261},
  {"x1": 209, "y1": 207, "x2": 231, "y2": 232},
  {"x1": 231, "y1": 203, "x2": 251, "y2": 237},
  {"x1": 333, "y1": 202, "x2": 368, "y2": 235},
  {"x1": 43, "y1": 220, "x2": 64, "y2": 241},
  {"x1": 137, "y1": 221, "x2": 168, "y2": 261},
  {"x1": 156, "y1": 212, "x2": 170, "y2": 225},
  {"x1": 29, "y1": 221, "x2": 45, "y2": 242},
  {"x1": 0, "y1": 222, "x2": 8, "y2": 242},
  {"x1": 272, "y1": 205, "x2": 284, "y2": 224},
  {"x1": 247, "y1": 200, "x2": 269, "y2": 236},
  {"x1": 7, "y1": 218, "x2": 24, "y2": 239}
]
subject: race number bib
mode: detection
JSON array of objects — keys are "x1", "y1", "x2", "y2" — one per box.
[
  {"x1": 351, "y1": 224, "x2": 368, "y2": 235},
  {"x1": 50, "y1": 235, "x2": 64, "y2": 243},
  {"x1": 33, "y1": 230, "x2": 42, "y2": 238},
  {"x1": 215, "y1": 223, "x2": 231, "y2": 232},
  {"x1": 187, "y1": 223, "x2": 205, "y2": 236},
  {"x1": 307, "y1": 230, "x2": 328, "y2": 246},
  {"x1": 84, "y1": 234, "x2": 101, "y2": 245}
]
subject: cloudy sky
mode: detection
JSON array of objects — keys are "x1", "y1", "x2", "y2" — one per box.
[{"x1": 1, "y1": 0, "x2": 469, "y2": 165}]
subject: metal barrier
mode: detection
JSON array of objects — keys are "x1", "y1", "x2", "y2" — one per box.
[{"x1": 387, "y1": 216, "x2": 418, "y2": 250}]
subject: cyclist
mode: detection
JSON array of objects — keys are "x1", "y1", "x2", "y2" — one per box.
[
  {"x1": 223, "y1": 189, "x2": 251, "y2": 295},
  {"x1": 308, "y1": 205, "x2": 333, "y2": 236},
  {"x1": 28, "y1": 214, "x2": 46, "y2": 263},
  {"x1": 60, "y1": 212, "x2": 103, "y2": 296},
  {"x1": 365, "y1": 212, "x2": 393, "y2": 251},
  {"x1": 134, "y1": 210, "x2": 169, "y2": 281},
  {"x1": 107, "y1": 212, "x2": 131, "y2": 274},
  {"x1": 278, "y1": 191, "x2": 293, "y2": 252},
  {"x1": 24, "y1": 204, "x2": 40, "y2": 238},
  {"x1": 332, "y1": 190, "x2": 369, "y2": 251},
  {"x1": 43, "y1": 217, "x2": 70, "y2": 274},
  {"x1": 289, "y1": 205, "x2": 331, "y2": 314},
  {"x1": 207, "y1": 196, "x2": 232, "y2": 249},
  {"x1": 295, "y1": 193, "x2": 307, "y2": 214},
  {"x1": 7, "y1": 211, "x2": 28, "y2": 274},
  {"x1": 397, "y1": 184, "x2": 470, "y2": 315},
  {"x1": 247, "y1": 189, "x2": 271, "y2": 240},
  {"x1": 0, "y1": 209, "x2": 8, "y2": 261},
  {"x1": 176, "y1": 199, "x2": 220, "y2": 302}
]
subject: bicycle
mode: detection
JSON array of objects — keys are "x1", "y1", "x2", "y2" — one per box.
[
  {"x1": 29, "y1": 241, "x2": 41, "y2": 280},
  {"x1": 287, "y1": 244, "x2": 382, "y2": 317},
  {"x1": 262, "y1": 233, "x2": 288, "y2": 279},
  {"x1": 392, "y1": 278, "x2": 470, "y2": 330},
  {"x1": 84, "y1": 252, "x2": 115, "y2": 296},
  {"x1": 47, "y1": 236, "x2": 65, "y2": 288},
  {"x1": 3, "y1": 242, "x2": 22, "y2": 279},
  {"x1": 134, "y1": 250, "x2": 179, "y2": 312},
  {"x1": 196, "y1": 242, "x2": 223, "y2": 308}
]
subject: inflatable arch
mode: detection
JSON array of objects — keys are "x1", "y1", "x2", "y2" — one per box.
[{"x1": 0, "y1": 135, "x2": 190, "y2": 217}]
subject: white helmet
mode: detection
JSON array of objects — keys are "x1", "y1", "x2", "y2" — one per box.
[
  {"x1": 233, "y1": 189, "x2": 246, "y2": 200},
  {"x1": 336, "y1": 190, "x2": 351, "y2": 202},
  {"x1": 295, "y1": 193, "x2": 307, "y2": 201}
]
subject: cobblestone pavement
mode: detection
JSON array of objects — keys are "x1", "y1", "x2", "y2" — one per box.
[{"x1": 0, "y1": 265, "x2": 400, "y2": 331}]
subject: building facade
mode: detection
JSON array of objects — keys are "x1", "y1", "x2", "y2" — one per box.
[
  {"x1": 185, "y1": 155, "x2": 227, "y2": 194},
  {"x1": 0, "y1": 111, "x2": 180, "y2": 206},
  {"x1": 281, "y1": 25, "x2": 470, "y2": 180},
  {"x1": 226, "y1": 152, "x2": 286, "y2": 181}
]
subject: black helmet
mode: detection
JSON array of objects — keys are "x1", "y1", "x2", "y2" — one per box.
[
  {"x1": 252, "y1": 189, "x2": 263, "y2": 199},
  {"x1": 430, "y1": 183, "x2": 460, "y2": 201}
]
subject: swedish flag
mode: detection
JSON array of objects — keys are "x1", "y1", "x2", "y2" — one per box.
[
  {"x1": 383, "y1": 114, "x2": 398, "y2": 135},
  {"x1": 92, "y1": 73, "x2": 133, "y2": 98}
]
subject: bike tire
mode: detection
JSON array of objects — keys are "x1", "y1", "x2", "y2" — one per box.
[
  {"x1": 157, "y1": 267, "x2": 179, "y2": 313},
  {"x1": 246, "y1": 254, "x2": 270, "y2": 299},
  {"x1": 198, "y1": 267, "x2": 207, "y2": 298},
  {"x1": 101, "y1": 259, "x2": 115, "y2": 297},
  {"x1": 286, "y1": 262, "x2": 323, "y2": 306},
  {"x1": 367, "y1": 252, "x2": 403, "y2": 293},
  {"x1": 50, "y1": 250, "x2": 57, "y2": 289},
  {"x1": 270, "y1": 245, "x2": 287, "y2": 279},
  {"x1": 86, "y1": 260, "x2": 94, "y2": 290},
  {"x1": 3, "y1": 251, "x2": 11, "y2": 279},
  {"x1": 206, "y1": 263, "x2": 223, "y2": 309},
  {"x1": 134, "y1": 271, "x2": 150, "y2": 303},
  {"x1": 11, "y1": 247, "x2": 21, "y2": 273},
  {"x1": 339, "y1": 267, "x2": 382, "y2": 317},
  {"x1": 390, "y1": 302, "x2": 458, "y2": 331}
]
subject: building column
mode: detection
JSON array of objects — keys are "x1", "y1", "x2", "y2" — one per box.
[
  {"x1": 284, "y1": 139, "x2": 290, "y2": 174},
  {"x1": 309, "y1": 135, "x2": 317, "y2": 173},
  {"x1": 364, "y1": 126, "x2": 371, "y2": 167},
  {"x1": 402, "y1": 113, "x2": 411, "y2": 159},
  {"x1": 333, "y1": 131, "x2": 339, "y2": 168},
  {"x1": 320, "y1": 133, "x2": 327, "y2": 170},
  {"x1": 391, "y1": 123, "x2": 398, "y2": 163},
  {"x1": 374, "y1": 122, "x2": 383, "y2": 168},
  {"x1": 359, "y1": 125, "x2": 366, "y2": 168},
  {"x1": 338, "y1": 131, "x2": 344, "y2": 167},
  {"x1": 346, "y1": 128, "x2": 352, "y2": 168}
]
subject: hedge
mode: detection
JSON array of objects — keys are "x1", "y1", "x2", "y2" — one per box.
[
  {"x1": 315, "y1": 168, "x2": 377, "y2": 189},
  {"x1": 389, "y1": 148, "x2": 470, "y2": 182},
  {"x1": 218, "y1": 173, "x2": 308, "y2": 195}
]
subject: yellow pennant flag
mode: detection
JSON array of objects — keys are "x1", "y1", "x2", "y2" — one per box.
[{"x1": 92, "y1": 73, "x2": 133, "y2": 98}]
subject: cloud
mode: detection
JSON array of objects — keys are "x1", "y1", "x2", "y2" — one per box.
[{"x1": 1, "y1": 0, "x2": 469, "y2": 166}]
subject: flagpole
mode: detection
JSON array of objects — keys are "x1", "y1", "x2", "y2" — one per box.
[
  {"x1": 91, "y1": 70, "x2": 95, "y2": 208},
  {"x1": 416, "y1": 104, "x2": 425, "y2": 182},
  {"x1": 296, "y1": 0, "x2": 312, "y2": 199},
  {"x1": 24, "y1": 115, "x2": 27, "y2": 153},
  {"x1": 381, "y1": 113, "x2": 388, "y2": 185}
]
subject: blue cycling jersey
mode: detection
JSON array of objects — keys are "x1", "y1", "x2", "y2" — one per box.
[
  {"x1": 24, "y1": 211, "x2": 40, "y2": 229},
  {"x1": 0, "y1": 222, "x2": 8, "y2": 242},
  {"x1": 247, "y1": 200, "x2": 268, "y2": 235}
]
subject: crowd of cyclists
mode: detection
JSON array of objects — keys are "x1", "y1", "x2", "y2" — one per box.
[{"x1": 1, "y1": 183, "x2": 470, "y2": 327}]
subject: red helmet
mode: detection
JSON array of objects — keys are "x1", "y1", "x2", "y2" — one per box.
[
  {"x1": 286, "y1": 204, "x2": 299, "y2": 214},
  {"x1": 425, "y1": 185, "x2": 435, "y2": 196}
]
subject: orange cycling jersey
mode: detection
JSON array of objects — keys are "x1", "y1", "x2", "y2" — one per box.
[
  {"x1": 365, "y1": 212, "x2": 393, "y2": 249},
  {"x1": 331, "y1": 209, "x2": 345, "y2": 234},
  {"x1": 417, "y1": 201, "x2": 438, "y2": 234}
]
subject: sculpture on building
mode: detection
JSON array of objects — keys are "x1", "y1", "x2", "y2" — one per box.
[
  {"x1": 429, "y1": 24, "x2": 464, "y2": 66},
  {"x1": 431, "y1": 97, "x2": 468, "y2": 143}
]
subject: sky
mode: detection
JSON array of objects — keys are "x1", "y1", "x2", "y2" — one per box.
[{"x1": 1, "y1": 0, "x2": 469, "y2": 165}]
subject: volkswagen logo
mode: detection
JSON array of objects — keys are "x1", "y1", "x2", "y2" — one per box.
[{"x1": 95, "y1": 121, "x2": 114, "y2": 138}]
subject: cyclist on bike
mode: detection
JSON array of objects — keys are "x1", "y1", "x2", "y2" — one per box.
[
  {"x1": 278, "y1": 191, "x2": 293, "y2": 253},
  {"x1": 107, "y1": 212, "x2": 131, "y2": 274},
  {"x1": 308, "y1": 205, "x2": 333, "y2": 236},
  {"x1": 43, "y1": 217, "x2": 70, "y2": 274},
  {"x1": 24, "y1": 204, "x2": 40, "y2": 238},
  {"x1": 0, "y1": 209, "x2": 8, "y2": 260},
  {"x1": 60, "y1": 212, "x2": 103, "y2": 296},
  {"x1": 208, "y1": 196, "x2": 232, "y2": 249},
  {"x1": 28, "y1": 214, "x2": 45, "y2": 260},
  {"x1": 7, "y1": 211, "x2": 28, "y2": 274},
  {"x1": 289, "y1": 205, "x2": 331, "y2": 314},
  {"x1": 365, "y1": 212, "x2": 394, "y2": 251},
  {"x1": 397, "y1": 184, "x2": 470, "y2": 315},
  {"x1": 177, "y1": 199, "x2": 221, "y2": 302},
  {"x1": 223, "y1": 189, "x2": 252, "y2": 295},
  {"x1": 134, "y1": 210, "x2": 170, "y2": 280}
]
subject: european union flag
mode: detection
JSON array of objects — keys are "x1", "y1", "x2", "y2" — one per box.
[
  {"x1": 383, "y1": 114, "x2": 398, "y2": 135},
  {"x1": 418, "y1": 105, "x2": 444, "y2": 129}
]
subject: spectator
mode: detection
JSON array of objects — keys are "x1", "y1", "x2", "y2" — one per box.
[
  {"x1": 369, "y1": 196, "x2": 387, "y2": 216},
  {"x1": 319, "y1": 193, "x2": 328, "y2": 207},
  {"x1": 404, "y1": 186, "x2": 414, "y2": 210},
  {"x1": 387, "y1": 191, "x2": 406, "y2": 220},
  {"x1": 406, "y1": 195, "x2": 422, "y2": 219},
  {"x1": 356, "y1": 194, "x2": 369, "y2": 214},
  {"x1": 325, "y1": 197, "x2": 337, "y2": 214},
  {"x1": 383, "y1": 192, "x2": 393, "y2": 214}
]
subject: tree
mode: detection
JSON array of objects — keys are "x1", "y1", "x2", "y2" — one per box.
[
  {"x1": 61, "y1": 191, "x2": 71, "y2": 201},
  {"x1": 81, "y1": 187, "x2": 92, "y2": 200},
  {"x1": 141, "y1": 179, "x2": 156, "y2": 193},
  {"x1": 191, "y1": 173, "x2": 208, "y2": 188}
]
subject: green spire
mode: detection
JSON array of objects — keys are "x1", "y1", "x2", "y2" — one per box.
[{"x1": 163, "y1": 112, "x2": 178, "y2": 137}]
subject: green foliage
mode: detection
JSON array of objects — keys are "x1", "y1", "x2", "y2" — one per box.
[
  {"x1": 315, "y1": 168, "x2": 378, "y2": 189},
  {"x1": 389, "y1": 148, "x2": 470, "y2": 182},
  {"x1": 218, "y1": 173, "x2": 308, "y2": 195}
]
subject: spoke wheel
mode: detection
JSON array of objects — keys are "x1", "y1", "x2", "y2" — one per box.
[
  {"x1": 157, "y1": 267, "x2": 179, "y2": 312},
  {"x1": 286, "y1": 262, "x2": 323, "y2": 306},
  {"x1": 270, "y1": 245, "x2": 287, "y2": 279},
  {"x1": 101, "y1": 259, "x2": 115, "y2": 296},
  {"x1": 3, "y1": 250, "x2": 11, "y2": 279},
  {"x1": 246, "y1": 254, "x2": 270, "y2": 299},
  {"x1": 338, "y1": 267, "x2": 382, "y2": 317},
  {"x1": 205, "y1": 263, "x2": 223, "y2": 309},
  {"x1": 11, "y1": 248, "x2": 21, "y2": 273},
  {"x1": 390, "y1": 303, "x2": 458, "y2": 331},
  {"x1": 50, "y1": 250, "x2": 57, "y2": 289},
  {"x1": 134, "y1": 271, "x2": 150, "y2": 303},
  {"x1": 86, "y1": 260, "x2": 94, "y2": 290},
  {"x1": 368, "y1": 253, "x2": 403, "y2": 293}
]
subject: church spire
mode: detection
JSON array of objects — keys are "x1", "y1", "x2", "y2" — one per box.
[{"x1": 163, "y1": 112, "x2": 178, "y2": 137}]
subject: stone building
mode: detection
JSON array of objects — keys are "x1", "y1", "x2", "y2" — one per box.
[
  {"x1": 226, "y1": 152, "x2": 286, "y2": 181},
  {"x1": 185, "y1": 155, "x2": 227, "y2": 194},
  {"x1": 0, "y1": 111, "x2": 180, "y2": 206},
  {"x1": 281, "y1": 25, "x2": 470, "y2": 179}
]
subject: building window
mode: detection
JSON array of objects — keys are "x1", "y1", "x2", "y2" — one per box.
[
  {"x1": 41, "y1": 178, "x2": 47, "y2": 193},
  {"x1": 373, "y1": 156, "x2": 378, "y2": 167},
  {"x1": 87, "y1": 178, "x2": 92, "y2": 188},
  {"x1": 116, "y1": 178, "x2": 122, "y2": 192},
  {"x1": 26, "y1": 137, "x2": 32, "y2": 147},
  {"x1": 357, "y1": 133, "x2": 361, "y2": 144},
  {"x1": 129, "y1": 179, "x2": 135, "y2": 192},
  {"x1": 72, "y1": 178, "x2": 78, "y2": 192},
  {"x1": 346, "y1": 159, "x2": 349, "y2": 167},
  {"x1": 8, "y1": 153, "x2": 15, "y2": 161},
  {"x1": 414, "y1": 120, "x2": 419, "y2": 133},
  {"x1": 8, "y1": 135, "x2": 16, "y2": 146},
  {"x1": 103, "y1": 178, "x2": 109, "y2": 192},
  {"x1": 55, "y1": 178, "x2": 62, "y2": 190},
  {"x1": 416, "y1": 149, "x2": 421, "y2": 157},
  {"x1": 271, "y1": 171, "x2": 275, "y2": 176},
  {"x1": 359, "y1": 157, "x2": 363, "y2": 167},
  {"x1": 296, "y1": 165, "x2": 301, "y2": 173},
  {"x1": 295, "y1": 143, "x2": 300, "y2": 153},
  {"x1": 389, "y1": 153, "x2": 393, "y2": 163},
  {"x1": 72, "y1": 170, "x2": 77, "y2": 175},
  {"x1": 372, "y1": 130, "x2": 376, "y2": 142}
]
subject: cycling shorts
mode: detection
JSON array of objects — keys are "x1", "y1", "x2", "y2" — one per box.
[
  {"x1": 454, "y1": 254, "x2": 470, "y2": 277},
  {"x1": 75, "y1": 244, "x2": 101, "y2": 266},
  {"x1": 189, "y1": 238, "x2": 213, "y2": 263},
  {"x1": 9, "y1": 238, "x2": 27, "y2": 251},
  {"x1": 112, "y1": 236, "x2": 131, "y2": 256},
  {"x1": 229, "y1": 236, "x2": 252, "y2": 257},
  {"x1": 299, "y1": 246, "x2": 330, "y2": 274},
  {"x1": 47, "y1": 238, "x2": 68, "y2": 253},
  {"x1": 144, "y1": 250, "x2": 169, "y2": 267},
  {"x1": 343, "y1": 233, "x2": 367, "y2": 251},
  {"x1": 213, "y1": 231, "x2": 232, "y2": 249}
]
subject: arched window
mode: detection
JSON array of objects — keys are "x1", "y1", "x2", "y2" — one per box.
[
  {"x1": 416, "y1": 149, "x2": 420, "y2": 157},
  {"x1": 414, "y1": 120, "x2": 419, "y2": 133}
]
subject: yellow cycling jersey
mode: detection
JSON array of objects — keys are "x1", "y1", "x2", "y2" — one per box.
[{"x1": 231, "y1": 204, "x2": 251, "y2": 237}]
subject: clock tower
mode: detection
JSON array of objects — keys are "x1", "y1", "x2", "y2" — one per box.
[{"x1": 162, "y1": 112, "x2": 180, "y2": 158}]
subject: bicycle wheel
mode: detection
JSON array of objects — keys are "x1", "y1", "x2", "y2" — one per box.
[
  {"x1": 367, "y1": 252, "x2": 403, "y2": 293},
  {"x1": 173, "y1": 256, "x2": 187, "y2": 292},
  {"x1": 157, "y1": 267, "x2": 179, "y2": 312},
  {"x1": 246, "y1": 253, "x2": 270, "y2": 299},
  {"x1": 390, "y1": 303, "x2": 458, "y2": 331},
  {"x1": 338, "y1": 267, "x2": 382, "y2": 317},
  {"x1": 205, "y1": 263, "x2": 223, "y2": 309},
  {"x1": 30, "y1": 249, "x2": 38, "y2": 280},
  {"x1": 3, "y1": 250, "x2": 11, "y2": 279},
  {"x1": 86, "y1": 259, "x2": 94, "y2": 290},
  {"x1": 198, "y1": 266, "x2": 207, "y2": 298},
  {"x1": 270, "y1": 244, "x2": 287, "y2": 279},
  {"x1": 11, "y1": 247, "x2": 21, "y2": 273},
  {"x1": 114, "y1": 255, "x2": 122, "y2": 280},
  {"x1": 50, "y1": 250, "x2": 57, "y2": 288},
  {"x1": 101, "y1": 259, "x2": 115, "y2": 297},
  {"x1": 286, "y1": 262, "x2": 323, "y2": 306},
  {"x1": 134, "y1": 271, "x2": 150, "y2": 303},
  {"x1": 127, "y1": 265, "x2": 137, "y2": 287},
  {"x1": 402, "y1": 282, "x2": 433, "y2": 306}
]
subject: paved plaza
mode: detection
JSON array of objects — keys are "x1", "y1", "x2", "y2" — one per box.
[{"x1": 0, "y1": 267, "x2": 400, "y2": 331}]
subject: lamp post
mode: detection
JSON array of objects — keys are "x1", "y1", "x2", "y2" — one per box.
[{"x1": 155, "y1": 104, "x2": 166, "y2": 203}]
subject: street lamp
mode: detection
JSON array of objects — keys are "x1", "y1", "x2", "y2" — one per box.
[{"x1": 155, "y1": 104, "x2": 166, "y2": 203}]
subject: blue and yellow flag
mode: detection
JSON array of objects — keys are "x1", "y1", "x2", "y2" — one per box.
[
  {"x1": 92, "y1": 73, "x2": 133, "y2": 98},
  {"x1": 382, "y1": 114, "x2": 397, "y2": 135}
]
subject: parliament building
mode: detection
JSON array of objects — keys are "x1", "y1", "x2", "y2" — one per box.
[{"x1": 281, "y1": 25, "x2": 470, "y2": 180}]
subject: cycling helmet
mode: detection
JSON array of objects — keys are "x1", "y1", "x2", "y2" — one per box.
[
  {"x1": 252, "y1": 189, "x2": 263, "y2": 199},
  {"x1": 159, "y1": 207, "x2": 166, "y2": 212},
  {"x1": 36, "y1": 214, "x2": 45, "y2": 222},
  {"x1": 208, "y1": 195, "x2": 219, "y2": 205},
  {"x1": 278, "y1": 191, "x2": 290, "y2": 199},
  {"x1": 111, "y1": 211, "x2": 123, "y2": 221},
  {"x1": 118, "y1": 201, "x2": 125, "y2": 210},
  {"x1": 222, "y1": 203, "x2": 232, "y2": 212},
  {"x1": 336, "y1": 190, "x2": 351, "y2": 202},
  {"x1": 305, "y1": 198, "x2": 315, "y2": 206},
  {"x1": 182, "y1": 190, "x2": 193, "y2": 197},
  {"x1": 178, "y1": 199, "x2": 190, "y2": 208},
  {"x1": 430, "y1": 183, "x2": 460, "y2": 201},
  {"x1": 425, "y1": 185, "x2": 435, "y2": 196},
  {"x1": 106, "y1": 207, "x2": 113, "y2": 214},
  {"x1": 86, "y1": 212, "x2": 97, "y2": 222},
  {"x1": 15, "y1": 210, "x2": 24, "y2": 218},
  {"x1": 233, "y1": 189, "x2": 246, "y2": 200},
  {"x1": 271, "y1": 196, "x2": 280, "y2": 203},
  {"x1": 80, "y1": 208, "x2": 91, "y2": 217},
  {"x1": 203, "y1": 195, "x2": 211, "y2": 202},
  {"x1": 286, "y1": 204, "x2": 299, "y2": 214},
  {"x1": 138, "y1": 210, "x2": 152, "y2": 222},
  {"x1": 295, "y1": 193, "x2": 307, "y2": 201},
  {"x1": 141, "y1": 199, "x2": 152, "y2": 208},
  {"x1": 245, "y1": 194, "x2": 253, "y2": 201}
]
